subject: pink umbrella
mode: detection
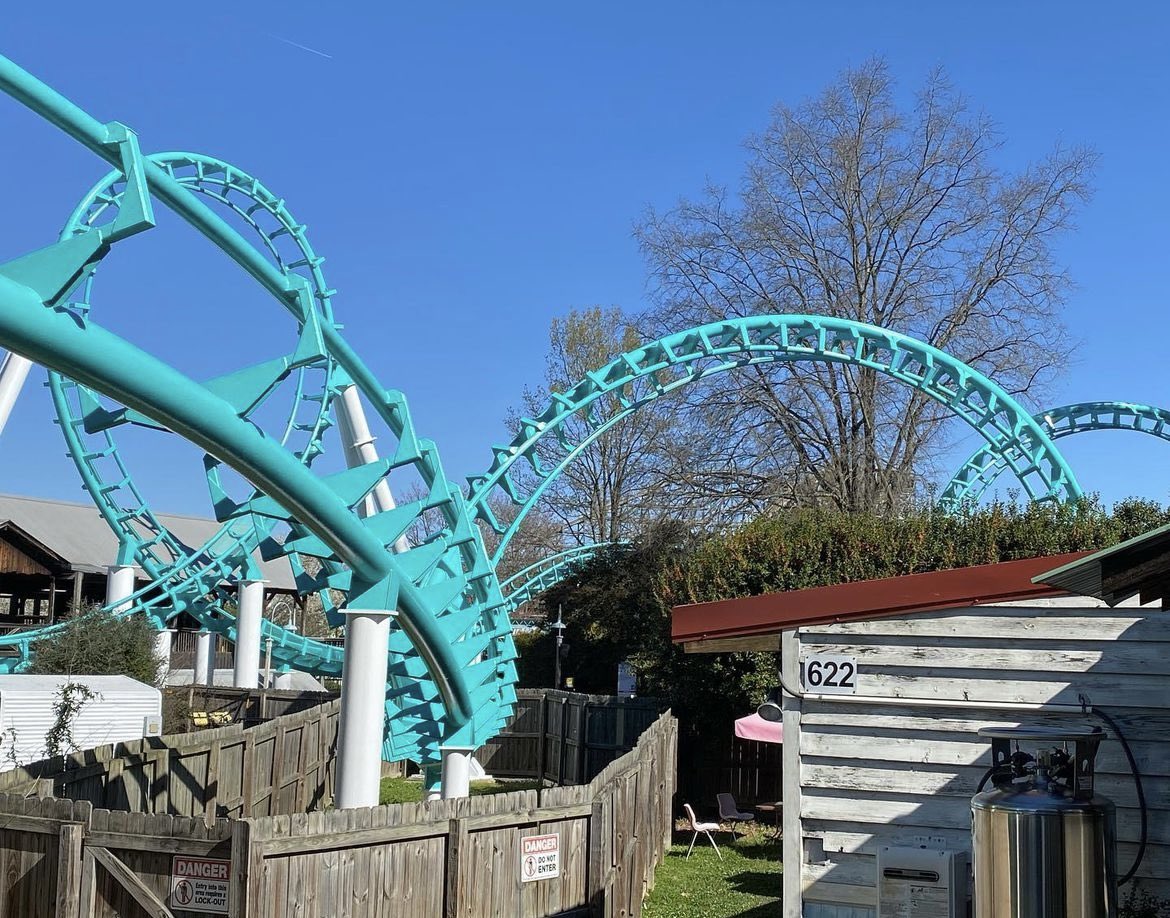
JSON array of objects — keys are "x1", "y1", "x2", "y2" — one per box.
[{"x1": 734, "y1": 713, "x2": 783, "y2": 744}]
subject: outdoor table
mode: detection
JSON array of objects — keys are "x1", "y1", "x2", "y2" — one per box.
[{"x1": 754, "y1": 802, "x2": 783, "y2": 839}]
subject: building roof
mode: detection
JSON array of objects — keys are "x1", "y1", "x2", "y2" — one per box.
[
  {"x1": 0, "y1": 674, "x2": 159, "y2": 695},
  {"x1": 0, "y1": 493, "x2": 297, "y2": 592},
  {"x1": 672, "y1": 552, "x2": 1090, "y2": 653},
  {"x1": 1034, "y1": 523, "x2": 1170, "y2": 607}
]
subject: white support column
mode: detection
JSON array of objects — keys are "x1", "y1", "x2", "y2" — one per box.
[
  {"x1": 781, "y1": 630, "x2": 804, "y2": 918},
  {"x1": 423, "y1": 763, "x2": 443, "y2": 802},
  {"x1": 0, "y1": 352, "x2": 32, "y2": 437},
  {"x1": 194, "y1": 631, "x2": 215, "y2": 686},
  {"x1": 233, "y1": 579, "x2": 266, "y2": 689},
  {"x1": 335, "y1": 385, "x2": 408, "y2": 551},
  {"x1": 335, "y1": 608, "x2": 393, "y2": 809},
  {"x1": 104, "y1": 564, "x2": 136, "y2": 612},
  {"x1": 440, "y1": 746, "x2": 475, "y2": 800},
  {"x1": 154, "y1": 629, "x2": 174, "y2": 685}
]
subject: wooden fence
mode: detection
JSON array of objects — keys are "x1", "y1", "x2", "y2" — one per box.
[
  {"x1": 175, "y1": 685, "x2": 338, "y2": 728},
  {"x1": 478, "y1": 689, "x2": 661, "y2": 786},
  {"x1": 678, "y1": 734, "x2": 783, "y2": 814},
  {"x1": 0, "y1": 792, "x2": 233, "y2": 918},
  {"x1": 0, "y1": 700, "x2": 340, "y2": 819},
  {"x1": 0, "y1": 710, "x2": 676, "y2": 917},
  {"x1": 233, "y1": 710, "x2": 678, "y2": 917}
]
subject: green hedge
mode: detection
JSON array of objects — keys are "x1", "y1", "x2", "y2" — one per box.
[
  {"x1": 528, "y1": 498, "x2": 1169, "y2": 750},
  {"x1": 660, "y1": 498, "x2": 1170, "y2": 607}
]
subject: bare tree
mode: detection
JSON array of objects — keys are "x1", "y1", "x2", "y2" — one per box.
[
  {"x1": 478, "y1": 493, "x2": 567, "y2": 583},
  {"x1": 506, "y1": 306, "x2": 674, "y2": 545},
  {"x1": 637, "y1": 60, "x2": 1095, "y2": 512}
]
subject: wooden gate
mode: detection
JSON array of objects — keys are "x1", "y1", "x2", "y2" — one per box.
[{"x1": 0, "y1": 794, "x2": 233, "y2": 918}]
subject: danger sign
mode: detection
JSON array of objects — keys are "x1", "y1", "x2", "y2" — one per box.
[
  {"x1": 520, "y1": 833, "x2": 560, "y2": 883},
  {"x1": 170, "y1": 855, "x2": 231, "y2": 914}
]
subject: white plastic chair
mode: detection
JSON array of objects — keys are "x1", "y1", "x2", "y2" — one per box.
[
  {"x1": 716, "y1": 793, "x2": 755, "y2": 841},
  {"x1": 682, "y1": 803, "x2": 722, "y2": 860}
]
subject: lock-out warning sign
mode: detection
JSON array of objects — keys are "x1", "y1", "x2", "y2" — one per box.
[{"x1": 170, "y1": 855, "x2": 231, "y2": 913}]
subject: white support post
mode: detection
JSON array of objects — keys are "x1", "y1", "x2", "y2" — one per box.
[
  {"x1": 154, "y1": 629, "x2": 174, "y2": 685},
  {"x1": 781, "y1": 630, "x2": 804, "y2": 918},
  {"x1": 440, "y1": 746, "x2": 475, "y2": 799},
  {"x1": 335, "y1": 608, "x2": 393, "y2": 809},
  {"x1": 423, "y1": 763, "x2": 443, "y2": 802},
  {"x1": 194, "y1": 631, "x2": 215, "y2": 686},
  {"x1": 104, "y1": 564, "x2": 136, "y2": 612},
  {"x1": 0, "y1": 352, "x2": 32, "y2": 437},
  {"x1": 233, "y1": 579, "x2": 266, "y2": 689},
  {"x1": 335, "y1": 385, "x2": 409, "y2": 551}
]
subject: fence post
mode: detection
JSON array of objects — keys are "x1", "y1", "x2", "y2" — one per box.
[
  {"x1": 230, "y1": 818, "x2": 262, "y2": 917},
  {"x1": 587, "y1": 796, "x2": 606, "y2": 917},
  {"x1": 558, "y1": 696, "x2": 569, "y2": 786},
  {"x1": 577, "y1": 702, "x2": 588, "y2": 784},
  {"x1": 536, "y1": 694, "x2": 547, "y2": 782},
  {"x1": 445, "y1": 816, "x2": 468, "y2": 918},
  {"x1": 54, "y1": 822, "x2": 84, "y2": 918}
]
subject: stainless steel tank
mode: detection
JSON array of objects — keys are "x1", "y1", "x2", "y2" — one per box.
[{"x1": 972, "y1": 725, "x2": 1117, "y2": 918}]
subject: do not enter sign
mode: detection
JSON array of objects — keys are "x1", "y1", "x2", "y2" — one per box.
[{"x1": 520, "y1": 833, "x2": 560, "y2": 883}]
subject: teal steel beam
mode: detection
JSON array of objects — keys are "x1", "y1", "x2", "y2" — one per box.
[
  {"x1": 0, "y1": 268, "x2": 474, "y2": 729},
  {"x1": 498, "y1": 543, "x2": 615, "y2": 615},
  {"x1": 940, "y1": 401, "x2": 1170, "y2": 508},
  {"x1": 468, "y1": 316, "x2": 1083, "y2": 562}
]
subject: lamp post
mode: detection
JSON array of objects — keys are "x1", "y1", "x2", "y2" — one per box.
[{"x1": 552, "y1": 605, "x2": 566, "y2": 690}]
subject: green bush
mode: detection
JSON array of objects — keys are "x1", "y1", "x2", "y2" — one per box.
[
  {"x1": 28, "y1": 605, "x2": 163, "y2": 687},
  {"x1": 527, "y1": 498, "x2": 1170, "y2": 749}
]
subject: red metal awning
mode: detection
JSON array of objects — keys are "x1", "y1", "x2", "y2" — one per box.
[{"x1": 672, "y1": 552, "x2": 1090, "y2": 649}]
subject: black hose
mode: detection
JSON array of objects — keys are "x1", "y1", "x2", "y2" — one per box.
[
  {"x1": 976, "y1": 764, "x2": 1002, "y2": 793},
  {"x1": 1092, "y1": 708, "x2": 1146, "y2": 886}
]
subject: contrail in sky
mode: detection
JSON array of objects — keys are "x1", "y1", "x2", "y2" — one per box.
[{"x1": 269, "y1": 34, "x2": 334, "y2": 59}]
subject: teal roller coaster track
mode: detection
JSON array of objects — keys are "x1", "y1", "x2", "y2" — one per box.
[{"x1": 0, "y1": 54, "x2": 1160, "y2": 766}]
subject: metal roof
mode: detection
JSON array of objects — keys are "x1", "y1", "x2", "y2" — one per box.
[
  {"x1": 672, "y1": 552, "x2": 1090, "y2": 651},
  {"x1": 0, "y1": 493, "x2": 297, "y2": 592},
  {"x1": 1034, "y1": 523, "x2": 1170, "y2": 607}
]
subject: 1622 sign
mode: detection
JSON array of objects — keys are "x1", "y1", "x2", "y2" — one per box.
[{"x1": 801, "y1": 654, "x2": 858, "y2": 694}]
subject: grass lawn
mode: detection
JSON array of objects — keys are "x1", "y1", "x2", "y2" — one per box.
[
  {"x1": 642, "y1": 830, "x2": 781, "y2": 918},
  {"x1": 378, "y1": 776, "x2": 543, "y2": 805}
]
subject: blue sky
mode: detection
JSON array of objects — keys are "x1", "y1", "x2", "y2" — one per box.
[{"x1": 0, "y1": 1, "x2": 1167, "y2": 515}]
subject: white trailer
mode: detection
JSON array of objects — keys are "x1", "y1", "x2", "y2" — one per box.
[{"x1": 0, "y1": 674, "x2": 162, "y2": 767}]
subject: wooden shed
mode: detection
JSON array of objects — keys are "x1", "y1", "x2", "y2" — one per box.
[
  {"x1": 673, "y1": 549, "x2": 1170, "y2": 917},
  {"x1": 0, "y1": 493, "x2": 301, "y2": 630}
]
